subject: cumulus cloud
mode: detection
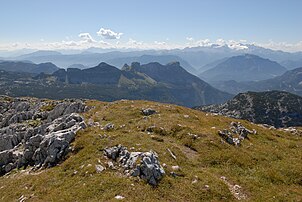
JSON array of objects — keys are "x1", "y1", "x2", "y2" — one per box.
[
  {"x1": 257, "y1": 40, "x2": 302, "y2": 52},
  {"x1": 127, "y1": 38, "x2": 143, "y2": 46},
  {"x1": 154, "y1": 41, "x2": 166, "y2": 45},
  {"x1": 216, "y1": 38, "x2": 225, "y2": 45},
  {"x1": 185, "y1": 38, "x2": 248, "y2": 50},
  {"x1": 227, "y1": 40, "x2": 248, "y2": 50},
  {"x1": 78, "y1": 33, "x2": 96, "y2": 43},
  {"x1": 195, "y1": 39, "x2": 211, "y2": 47},
  {"x1": 2, "y1": 33, "x2": 302, "y2": 52},
  {"x1": 97, "y1": 28, "x2": 123, "y2": 39},
  {"x1": 11, "y1": 43, "x2": 19, "y2": 48}
]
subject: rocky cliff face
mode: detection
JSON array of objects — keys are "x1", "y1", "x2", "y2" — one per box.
[{"x1": 0, "y1": 96, "x2": 89, "y2": 175}]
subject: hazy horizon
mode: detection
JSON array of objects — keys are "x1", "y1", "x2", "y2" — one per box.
[{"x1": 0, "y1": 0, "x2": 301, "y2": 52}]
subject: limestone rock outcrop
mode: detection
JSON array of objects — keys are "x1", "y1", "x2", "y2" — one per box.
[
  {"x1": 0, "y1": 96, "x2": 89, "y2": 175},
  {"x1": 218, "y1": 122, "x2": 256, "y2": 146},
  {"x1": 104, "y1": 144, "x2": 165, "y2": 185}
]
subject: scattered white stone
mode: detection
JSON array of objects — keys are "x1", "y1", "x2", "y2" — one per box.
[
  {"x1": 114, "y1": 195, "x2": 125, "y2": 200},
  {"x1": 95, "y1": 164, "x2": 105, "y2": 173},
  {"x1": 191, "y1": 179, "x2": 198, "y2": 184},
  {"x1": 106, "y1": 161, "x2": 115, "y2": 169}
]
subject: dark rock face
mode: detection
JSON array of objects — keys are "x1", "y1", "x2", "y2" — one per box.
[
  {"x1": 196, "y1": 91, "x2": 302, "y2": 128},
  {"x1": 54, "y1": 62, "x2": 122, "y2": 85},
  {"x1": 104, "y1": 144, "x2": 165, "y2": 186},
  {"x1": 0, "y1": 96, "x2": 89, "y2": 175}
]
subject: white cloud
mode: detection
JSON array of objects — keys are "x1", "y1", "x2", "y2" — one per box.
[
  {"x1": 185, "y1": 38, "x2": 248, "y2": 50},
  {"x1": 1, "y1": 32, "x2": 302, "y2": 52},
  {"x1": 12, "y1": 43, "x2": 19, "y2": 48},
  {"x1": 227, "y1": 40, "x2": 248, "y2": 50},
  {"x1": 99, "y1": 40, "x2": 111, "y2": 46},
  {"x1": 195, "y1": 39, "x2": 211, "y2": 47},
  {"x1": 216, "y1": 38, "x2": 225, "y2": 46},
  {"x1": 97, "y1": 28, "x2": 123, "y2": 39},
  {"x1": 154, "y1": 41, "x2": 166, "y2": 45},
  {"x1": 257, "y1": 40, "x2": 302, "y2": 52},
  {"x1": 127, "y1": 38, "x2": 143, "y2": 46},
  {"x1": 78, "y1": 33, "x2": 96, "y2": 43}
]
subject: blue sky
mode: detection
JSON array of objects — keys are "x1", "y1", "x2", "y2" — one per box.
[{"x1": 0, "y1": 0, "x2": 301, "y2": 51}]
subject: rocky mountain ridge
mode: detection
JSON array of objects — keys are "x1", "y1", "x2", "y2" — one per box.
[
  {"x1": 0, "y1": 61, "x2": 60, "y2": 74},
  {"x1": 196, "y1": 91, "x2": 302, "y2": 128},
  {"x1": 0, "y1": 62, "x2": 232, "y2": 107}
]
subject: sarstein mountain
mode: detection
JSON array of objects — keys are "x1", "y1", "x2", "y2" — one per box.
[
  {"x1": 196, "y1": 91, "x2": 302, "y2": 128},
  {"x1": 199, "y1": 54, "x2": 287, "y2": 82},
  {"x1": 0, "y1": 61, "x2": 232, "y2": 107},
  {"x1": 0, "y1": 61, "x2": 60, "y2": 74}
]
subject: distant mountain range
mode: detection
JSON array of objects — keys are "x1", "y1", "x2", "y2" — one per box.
[
  {"x1": 254, "y1": 67, "x2": 302, "y2": 94},
  {"x1": 106, "y1": 54, "x2": 197, "y2": 74},
  {"x1": 1, "y1": 44, "x2": 302, "y2": 73},
  {"x1": 280, "y1": 58, "x2": 302, "y2": 70},
  {"x1": 0, "y1": 61, "x2": 60, "y2": 74},
  {"x1": 0, "y1": 61, "x2": 232, "y2": 107},
  {"x1": 199, "y1": 54, "x2": 287, "y2": 82},
  {"x1": 0, "y1": 46, "x2": 301, "y2": 107},
  {"x1": 195, "y1": 91, "x2": 302, "y2": 128},
  {"x1": 211, "y1": 66, "x2": 302, "y2": 96}
]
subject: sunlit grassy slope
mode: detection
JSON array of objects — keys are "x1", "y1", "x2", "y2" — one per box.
[{"x1": 0, "y1": 99, "x2": 301, "y2": 201}]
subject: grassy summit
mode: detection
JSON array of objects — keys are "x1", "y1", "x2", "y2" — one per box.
[{"x1": 0, "y1": 99, "x2": 301, "y2": 201}]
